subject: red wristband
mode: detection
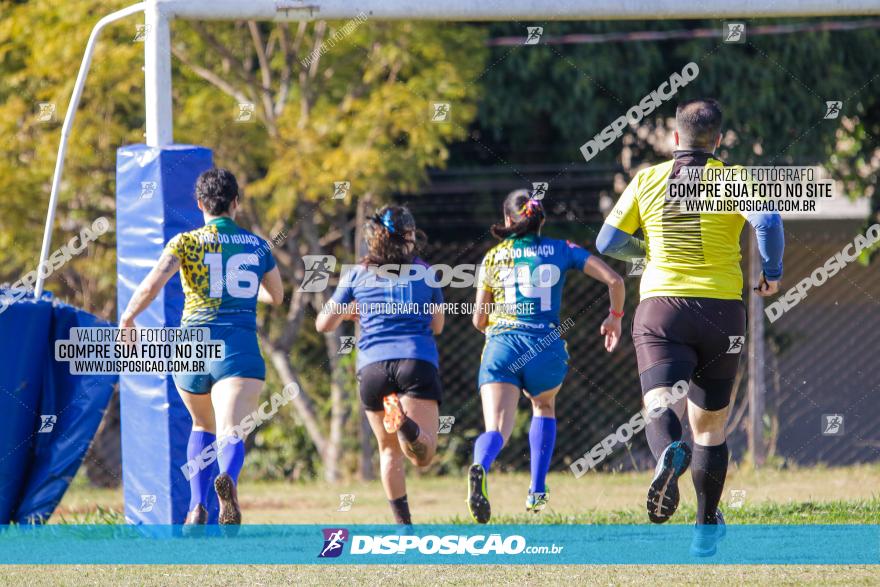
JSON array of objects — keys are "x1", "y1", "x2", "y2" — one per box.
[{"x1": 609, "y1": 308, "x2": 624, "y2": 318}]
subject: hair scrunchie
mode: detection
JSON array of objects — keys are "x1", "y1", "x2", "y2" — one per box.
[
  {"x1": 518, "y1": 197, "x2": 543, "y2": 218},
  {"x1": 371, "y1": 210, "x2": 396, "y2": 233}
]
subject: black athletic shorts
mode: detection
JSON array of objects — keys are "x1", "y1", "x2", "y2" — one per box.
[
  {"x1": 632, "y1": 296, "x2": 746, "y2": 411},
  {"x1": 357, "y1": 359, "x2": 443, "y2": 412}
]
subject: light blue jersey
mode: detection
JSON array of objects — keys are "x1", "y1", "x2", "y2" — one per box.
[{"x1": 330, "y1": 258, "x2": 443, "y2": 371}]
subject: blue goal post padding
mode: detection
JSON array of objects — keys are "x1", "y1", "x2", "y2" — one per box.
[
  {"x1": 0, "y1": 292, "x2": 117, "y2": 524},
  {"x1": 116, "y1": 144, "x2": 218, "y2": 524}
]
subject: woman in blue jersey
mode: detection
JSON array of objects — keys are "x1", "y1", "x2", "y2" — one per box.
[
  {"x1": 120, "y1": 168, "x2": 284, "y2": 526},
  {"x1": 316, "y1": 205, "x2": 444, "y2": 525},
  {"x1": 467, "y1": 190, "x2": 625, "y2": 523}
]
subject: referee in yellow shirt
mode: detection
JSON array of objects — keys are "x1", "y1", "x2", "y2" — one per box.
[{"x1": 596, "y1": 98, "x2": 784, "y2": 556}]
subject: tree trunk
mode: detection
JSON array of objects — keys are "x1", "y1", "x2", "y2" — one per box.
[
  {"x1": 355, "y1": 194, "x2": 376, "y2": 480},
  {"x1": 321, "y1": 327, "x2": 347, "y2": 483},
  {"x1": 258, "y1": 201, "x2": 330, "y2": 471},
  {"x1": 301, "y1": 203, "x2": 350, "y2": 483},
  {"x1": 263, "y1": 338, "x2": 328, "y2": 459}
]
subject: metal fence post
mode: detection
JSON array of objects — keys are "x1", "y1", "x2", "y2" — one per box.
[{"x1": 748, "y1": 237, "x2": 767, "y2": 467}]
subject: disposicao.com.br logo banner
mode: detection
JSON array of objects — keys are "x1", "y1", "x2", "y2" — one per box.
[
  {"x1": 0, "y1": 525, "x2": 878, "y2": 565},
  {"x1": 320, "y1": 528, "x2": 563, "y2": 558}
]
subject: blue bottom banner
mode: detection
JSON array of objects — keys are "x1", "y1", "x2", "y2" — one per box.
[{"x1": 0, "y1": 524, "x2": 877, "y2": 564}]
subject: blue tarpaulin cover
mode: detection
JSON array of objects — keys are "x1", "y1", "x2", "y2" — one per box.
[{"x1": 0, "y1": 291, "x2": 117, "y2": 523}]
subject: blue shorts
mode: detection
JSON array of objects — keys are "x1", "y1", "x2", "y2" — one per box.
[
  {"x1": 478, "y1": 332, "x2": 569, "y2": 395},
  {"x1": 171, "y1": 324, "x2": 266, "y2": 395}
]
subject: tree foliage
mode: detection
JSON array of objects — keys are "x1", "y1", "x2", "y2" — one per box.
[
  {"x1": 1, "y1": 0, "x2": 487, "y2": 480},
  {"x1": 470, "y1": 20, "x2": 879, "y2": 230},
  {"x1": 1, "y1": 0, "x2": 145, "y2": 316}
]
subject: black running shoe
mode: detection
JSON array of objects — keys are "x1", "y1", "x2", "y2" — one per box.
[
  {"x1": 646, "y1": 440, "x2": 692, "y2": 524},
  {"x1": 215, "y1": 473, "x2": 242, "y2": 525},
  {"x1": 466, "y1": 464, "x2": 491, "y2": 524}
]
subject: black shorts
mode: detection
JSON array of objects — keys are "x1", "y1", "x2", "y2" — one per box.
[
  {"x1": 632, "y1": 296, "x2": 746, "y2": 411},
  {"x1": 357, "y1": 359, "x2": 443, "y2": 412}
]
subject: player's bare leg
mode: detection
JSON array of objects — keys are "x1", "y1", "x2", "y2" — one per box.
[
  {"x1": 366, "y1": 409, "x2": 411, "y2": 524},
  {"x1": 211, "y1": 376, "x2": 263, "y2": 525},
  {"x1": 397, "y1": 395, "x2": 439, "y2": 467}
]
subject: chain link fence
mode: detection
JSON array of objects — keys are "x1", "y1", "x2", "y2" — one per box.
[
  {"x1": 760, "y1": 219, "x2": 880, "y2": 466},
  {"x1": 413, "y1": 190, "x2": 880, "y2": 474},
  {"x1": 84, "y1": 178, "x2": 880, "y2": 486}
]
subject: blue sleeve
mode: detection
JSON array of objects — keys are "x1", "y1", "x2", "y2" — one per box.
[
  {"x1": 746, "y1": 212, "x2": 784, "y2": 280},
  {"x1": 566, "y1": 240, "x2": 591, "y2": 271},
  {"x1": 264, "y1": 249, "x2": 277, "y2": 273},
  {"x1": 596, "y1": 223, "x2": 646, "y2": 262},
  {"x1": 432, "y1": 281, "x2": 444, "y2": 304},
  {"x1": 331, "y1": 268, "x2": 357, "y2": 304}
]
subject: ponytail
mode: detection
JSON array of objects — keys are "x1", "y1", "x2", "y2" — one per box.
[{"x1": 490, "y1": 189, "x2": 545, "y2": 239}]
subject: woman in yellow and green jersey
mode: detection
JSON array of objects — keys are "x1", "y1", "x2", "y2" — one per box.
[
  {"x1": 467, "y1": 190, "x2": 625, "y2": 524},
  {"x1": 120, "y1": 168, "x2": 283, "y2": 526}
]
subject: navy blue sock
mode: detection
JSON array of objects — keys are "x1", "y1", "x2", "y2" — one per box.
[
  {"x1": 218, "y1": 437, "x2": 246, "y2": 484},
  {"x1": 186, "y1": 430, "x2": 216, "y2": 510},
  {"x1": 473, "y1": 431, "x2": 504, "y2": 472},
  {"x1": 529, "y1": 417, "x2": 557, "y2": 493}
]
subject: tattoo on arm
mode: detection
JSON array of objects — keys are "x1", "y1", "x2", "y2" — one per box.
[
  {"x1": 122, "y1": 254, "x2": 180, "y2": 319},
  {"x1": 157, "y1": 253, "x2": 179, "y2": 275}
]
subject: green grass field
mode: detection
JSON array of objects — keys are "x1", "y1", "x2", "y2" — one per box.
[
  {"x1": 54, "y1": 463, "x2": 880, "y2": 524},
  {"x1": 4, "y1": 464, "x2": 877, "y2": 585},
  {"x1": 2, "y1": 564, "x2": 879, "y2": 586}
]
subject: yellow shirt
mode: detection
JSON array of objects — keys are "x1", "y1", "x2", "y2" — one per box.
[{"x1": 606, "y1": 156, "x2": 746, "y2": 301}]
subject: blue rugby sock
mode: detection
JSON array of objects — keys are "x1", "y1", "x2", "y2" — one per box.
[
  {"x1": 186, "y1": 430, "x2": 216, "y2": 510},
  {"x1": 529, "y1": 416, "x2": 557, "y2": 493},
  {"x1": 218, "y1": 437, "x2": 246, "y2": 485},
  {"x1": 473, "y1": 431, "x2": 504, "y2": 472}
]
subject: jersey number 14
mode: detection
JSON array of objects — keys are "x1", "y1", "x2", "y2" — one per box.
[{"x1": 497, "y1": 264, "x2": 558, "y2": 311}]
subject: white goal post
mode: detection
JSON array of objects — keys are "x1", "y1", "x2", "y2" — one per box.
[{"x1": 144, "y1": 0, "x2": 880, "y2": 146}]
